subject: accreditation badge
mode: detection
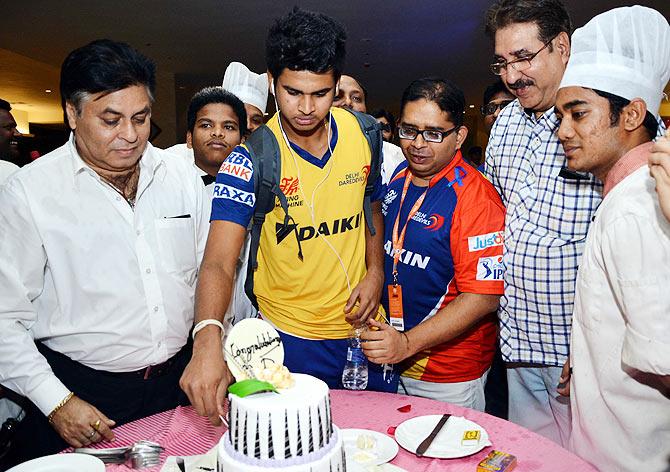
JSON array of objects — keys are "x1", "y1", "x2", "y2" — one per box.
[{"x1": 387, "y1": 284, "x2": 405, "y2": 331}]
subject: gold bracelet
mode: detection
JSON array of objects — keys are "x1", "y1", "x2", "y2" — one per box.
[{"x1": 48, "y1": 391, "x2": 74, "y2": 424}]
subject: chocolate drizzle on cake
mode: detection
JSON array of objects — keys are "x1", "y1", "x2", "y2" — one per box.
[
  {"x1": 253, "y1": 412, "x2": 261, "y2": 458},
  {"x1": 284, "y1": 409, "x2": 292, "y2": 458},
  {"x1": 295, "y1": 410, "x2": 303, "y2": 456},
  {"x1": 267, "y1": 420, "x2": 274, "y2": 458},
  {"x1": 231, "y1": 407, "x2": 238, "y2": 449},
  {"x1": 326, "y1": 395, "x2": 333, "y2": 438},
  {"x1": 308, "y1": 408, "x2": 315, "y2": 453},
  {"x1": 241, "y1": 410, "x2": 248, "y2": 455},
  {"x1": 318, "y1": 406, "x2": 325, "y2": 448}
]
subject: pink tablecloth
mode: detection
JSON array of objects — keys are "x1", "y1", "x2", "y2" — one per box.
[{"x1": 93, "y1": 390, "x2": 595, "y2": 472}]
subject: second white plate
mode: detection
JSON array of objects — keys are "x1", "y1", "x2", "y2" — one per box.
[
  {"x1": 6, "y1": 453, "x2": 105, "y2": 472},
  {"x1": 394, "y1": 415, "x2": 491, "y2": 459},
  {"x1": 342, "y1": 428, "x2": 399, "y2": 469}
]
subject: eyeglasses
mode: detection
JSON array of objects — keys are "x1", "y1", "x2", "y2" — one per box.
[
  {"x1": 380, "y1": 123, "x2": 392, "y2": 132},
  {"x1": 398, "y1": 125, "x2": 458, "y2": 143},
  {"x1": 480, "y1": 100, "x2": 514, "y2": 116},
  {"x1": 490, "y1": 36, "x2": 556, "y2": 76}
]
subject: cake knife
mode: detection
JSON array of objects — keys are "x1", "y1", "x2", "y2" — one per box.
[{"x1": 415, "y1": 414, "x2": 451, "y2": 457}]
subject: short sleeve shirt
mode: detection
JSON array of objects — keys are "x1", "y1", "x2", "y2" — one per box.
[
  {"x1": 211, "y1": 108, "x2": 381, "y2": 339},
  {"x1": 381, "y1": 151, "x2": 505, "y2": 383}
]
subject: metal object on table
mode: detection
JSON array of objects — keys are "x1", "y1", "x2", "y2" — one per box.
[
  {"x1": 415, "y1": 413, "x2": 451, "y2": 457},
  {"x1": 74, "y1": 440, "x2": 164, "y2": 467},
  {"x1": 130, "y1": 450, "x2": 161, "y2": 469},
  {"x1": 176, "y1": 456, "x2": 186, "y2": 472}
]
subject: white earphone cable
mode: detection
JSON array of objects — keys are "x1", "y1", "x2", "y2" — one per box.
[{"x1": 272, "y1": 86, "x2": 353, "y2": 294}]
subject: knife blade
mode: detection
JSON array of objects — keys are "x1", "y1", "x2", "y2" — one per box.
[{"x1": 415, "y1": 414, "x2": 451, "y2": 457}]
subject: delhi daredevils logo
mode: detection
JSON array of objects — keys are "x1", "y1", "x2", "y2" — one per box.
[{"x1": 425, "y1": 214, "x2": 444, "y2": 231}]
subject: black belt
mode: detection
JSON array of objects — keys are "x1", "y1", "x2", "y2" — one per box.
[
  {"x1": 111, "y1": 354, "x2": 183, "y2": 380},
  {"x1": 36, "y1": 340, "x2": 192, "y2": 381}
]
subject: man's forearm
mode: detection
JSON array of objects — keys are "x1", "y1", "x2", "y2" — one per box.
[
  {"x1": 194, "y1": 262, "x2": 235, "y2": 325},
  {"x1": 405, "y1": 292, "x2": 500, "y2": 357},
  {"x1": 191, "y1": 220, "x2": 247, "y2": 345},
  {"x1": 364, "y1": 201, "x2": 385, "y2": 276}
]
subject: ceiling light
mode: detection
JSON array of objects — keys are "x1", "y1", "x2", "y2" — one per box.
[
  {"x1": 45, "y1": 89, "x2": 52, "y2": 93},
  {"x1": 469, "y1": 105, "x2": 475, "y2": 108}
]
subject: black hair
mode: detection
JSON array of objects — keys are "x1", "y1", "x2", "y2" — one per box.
[
  {"x1": 593, "y1": 89, "x2": 658, "y2": 141},
  {"x1": 400, "y1": 77, "x2": 465, "y2": 127},
  {"x1": 485, "y1": 0, "x2": 572, "y2": 47},
  {"x1": 0, "y1": 99, "x2": 11, "y2": 112},
  {"x1": 266, "y1": 7, "x2": 346, "y2": 81},
  {"x1": 483, "y1": 79, "x2": 512, "y2": 105},
  {"x1": 370, "y1": 108, "x2": 396, "y2": 133},
  {"x1": 60, "y1": 39, "x2": 156, "y2": 115},
  {"x1": 187, "y1": 87, "x2": 247, "y2": 136}
]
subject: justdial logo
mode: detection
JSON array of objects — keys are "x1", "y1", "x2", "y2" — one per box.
[{"x1": 467, "y1": 231, "x2": 504, "y2": 252}]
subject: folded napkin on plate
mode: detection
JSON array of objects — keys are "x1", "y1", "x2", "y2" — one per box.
[
  {"x1": 430, "y1": 416, "x2": 492, "y2": 453},
  {"x1": 160, "y1": 446, "x2": 217, "y2": 472}
]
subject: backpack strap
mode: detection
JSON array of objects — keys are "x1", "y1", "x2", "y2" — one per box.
[
  {"x1": 242, "y1": 125, "x2": 289, "y2": 307},
  {"x1": 343, "y1": 109, "x2": 383, "y2": 236}
]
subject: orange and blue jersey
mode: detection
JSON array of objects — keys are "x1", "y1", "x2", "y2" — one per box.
[{"x1": 381, "y1": 150, "x2": 505, "y2": 383}]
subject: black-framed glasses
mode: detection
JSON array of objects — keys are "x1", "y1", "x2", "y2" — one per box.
[
  {"x1": 490, "y1": 36, "x2": 557, "y2": 76},
  {"x1": 480, "y1": 100, "x2": 514, "y2": 116},
  {"x1": 380, "y1": 123, "x2": 392, "y2": 132},
  {"x1": 398, "y1": 125, "x2": 458, "y2": 143}
]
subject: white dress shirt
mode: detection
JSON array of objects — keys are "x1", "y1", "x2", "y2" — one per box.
[
  {"x1": 0, "y1": 135, "x2": 209, "y2": 416},
  {"x1": 165, "y1": 142, "x2": 257, "y2": 331},
  {"x1": 569, "y1": 145, "x2": 670, "y2": 471},
  {"x1": 0, "y1": 160, "x2": 19, "y2": 185}
]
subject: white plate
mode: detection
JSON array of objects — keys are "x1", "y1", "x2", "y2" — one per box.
[
  {"x1": 7, "y1": 453, "x2": 105, "y2": 472},
  {"x1": 342, "y1": 428, "x2": 399, "y2": 469},
  {"x1": 394, "y1": 415, "x2": 491, "y2": 459}
]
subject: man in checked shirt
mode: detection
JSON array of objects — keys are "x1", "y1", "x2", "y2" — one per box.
[{"x1": 482, "y1": 0, "x2": 601, "y2": 446}]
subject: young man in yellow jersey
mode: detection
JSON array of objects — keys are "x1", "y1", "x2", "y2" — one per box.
[{"x1": 179, "y1": 7, "x2": 388, "y2": 426}]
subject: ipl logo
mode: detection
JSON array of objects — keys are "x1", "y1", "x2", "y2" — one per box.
[{"x1": 476, "y1": 256, "x2": 504, "y2": 281}]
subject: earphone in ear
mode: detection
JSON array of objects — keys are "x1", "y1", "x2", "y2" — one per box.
[{"x1": 270, "y1": 79, "x2": 276, "y2": 96}]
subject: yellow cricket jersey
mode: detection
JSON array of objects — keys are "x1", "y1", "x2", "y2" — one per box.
[{"x1": 212, "y1": 107, "x2": 375, "y2": 339}]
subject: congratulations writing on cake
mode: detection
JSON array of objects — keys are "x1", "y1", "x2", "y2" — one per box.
[{"x1": 229, "y1": 332, "x2": 282, "y2": 366}]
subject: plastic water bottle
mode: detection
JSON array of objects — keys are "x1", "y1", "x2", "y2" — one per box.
[{"x1": 342, "y1": 326, "x2": 368, "y2": 390}]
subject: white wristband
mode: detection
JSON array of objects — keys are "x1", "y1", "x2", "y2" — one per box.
[{"x1": 192, "y1": 319, "x2": 225, "y2": 340}]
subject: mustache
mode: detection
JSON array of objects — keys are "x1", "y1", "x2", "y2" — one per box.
[{"x1": 508, "y1": 80, "x2": 534, "y2": 90}]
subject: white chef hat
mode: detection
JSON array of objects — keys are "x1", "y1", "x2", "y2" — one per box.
[
  {"x1": 222, "y1": 62, "x2": 269, "y2": 114},
  {"x1": 560, "y1": 5, "x2": 670, "y2": 115}
]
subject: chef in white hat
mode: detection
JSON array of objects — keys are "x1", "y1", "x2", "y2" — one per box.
[
  {"x1": 222, "y1": 62, "x2": 269, "y2": 134},
  {"x1": 553, "y1": 6, "x2": 670, "y2": 471}
]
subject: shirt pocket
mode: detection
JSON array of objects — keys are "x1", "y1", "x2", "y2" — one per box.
[
  {"x1": 155, "y1": 217, "x2": 197, "y2": 284},
  {"x1": 538, "y1": 177, "x2": 596, "y2": 243},
  {"x1": 572, "y1": 263, "x2": 603, "y2": 332}
]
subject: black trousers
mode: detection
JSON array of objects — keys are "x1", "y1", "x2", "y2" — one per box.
[
  {"x1": 1, "y1": 341, "x2": 191, "y2": 470},
  {"x1": 484, "y1": 339, "x2": 509, "y2": 419}
]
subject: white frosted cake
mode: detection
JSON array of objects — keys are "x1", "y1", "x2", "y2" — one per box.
[{"x1": 217, "y1": 374, "x2": 345, "y2": 471}]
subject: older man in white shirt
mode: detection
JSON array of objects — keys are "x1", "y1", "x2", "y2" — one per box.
[{"x1": 0, "y1": 39, "x2": 209, "y2": 466}]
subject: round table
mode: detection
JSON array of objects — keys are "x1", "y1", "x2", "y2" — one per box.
[{"x1": 91, "y1": 390, "x2": 595, "y2": 471}]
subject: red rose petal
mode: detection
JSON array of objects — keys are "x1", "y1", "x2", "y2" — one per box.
[
  {"x1": 397, "y1": 404, "x2": 412, "y2": 412},
  {"x1": 387, "y1": 426, "x2": 397, "y2": 435}
]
